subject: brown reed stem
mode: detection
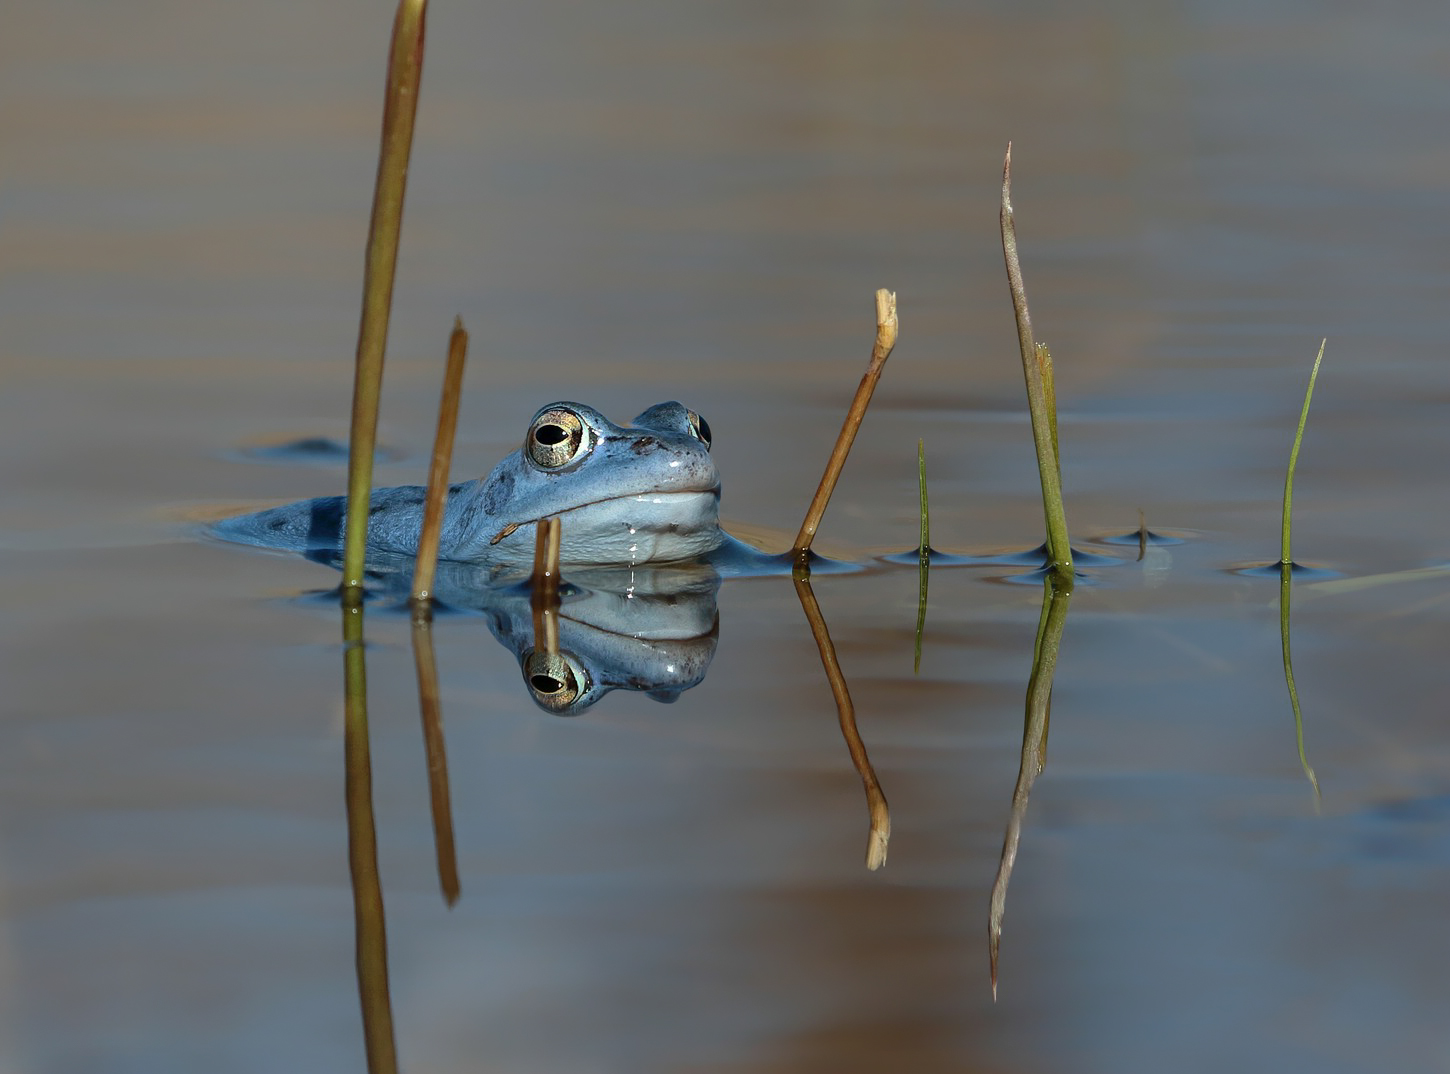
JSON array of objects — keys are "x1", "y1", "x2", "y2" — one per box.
[
  {"x1": 411, "y1": 317, "x2": 470, "y2": 607},
  {"x1": 791, "y1": 289, "x2": 898, "y2": 569},
  {"x1": 530, "y1": 518, "x2": 562, "y2": 656}
]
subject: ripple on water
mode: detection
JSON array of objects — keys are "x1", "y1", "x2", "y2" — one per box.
[
  {"x1": 1231, "y1": 562, "x2": 1346, "y2": 581},
  {"x1": 879, "y1": 542, "x2": 1124, "y2": 569},
  {"x1": 228, "y1": 437, "x2": 405, "y2": 466},
  {"x1": 1095, "y1": 529, "x2": 1191, "y2": 548}
]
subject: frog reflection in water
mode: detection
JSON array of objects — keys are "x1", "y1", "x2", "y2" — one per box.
[{"x1": 214, "y1": 401, "x2": 732, "y2": 566}]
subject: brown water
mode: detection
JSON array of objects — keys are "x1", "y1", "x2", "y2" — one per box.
[{"x1": 6, "y1": 2, "x2": 1450, "y2": 1071}]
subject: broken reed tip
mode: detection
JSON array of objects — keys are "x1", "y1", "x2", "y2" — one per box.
[
  {"x1": 865, "y1": 794, "x2": 891, "y2": 871},
  {"x1": 874, "y1": 289, "x2": 898, "y2": 350},
  {"x1": 866, "y1": 829, "x2": 890, "y2": 872}
]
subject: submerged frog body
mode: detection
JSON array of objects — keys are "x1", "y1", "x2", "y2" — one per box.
[{"x1": 213, "y1": 401, "x2": 726, "y2": 567}]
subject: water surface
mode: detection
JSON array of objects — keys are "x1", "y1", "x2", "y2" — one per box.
[{"x1": 5, "y1": 2, "x2": 1450, "y2": 1071}]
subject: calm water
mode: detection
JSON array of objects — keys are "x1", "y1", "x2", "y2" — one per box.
[{"x1": 6, "y1": 2, "x2": 1450, "y2": 1071}]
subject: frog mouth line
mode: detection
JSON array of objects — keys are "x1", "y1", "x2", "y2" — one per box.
[{"x1": 487, "y1": 487, "x2": 721, "y2": 546}]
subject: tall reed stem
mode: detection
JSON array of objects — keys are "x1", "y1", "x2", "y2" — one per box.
[
  {"x1": 1000, "y1": 145, "x2": 1072, "y2": 578},
  {"x1": 342, "y1": 0, "x2": 428, "y2": 601}
]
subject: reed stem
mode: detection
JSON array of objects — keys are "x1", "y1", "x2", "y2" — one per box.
[
  {"x1": 1278, "y1": 339, "x2": 1326, "y2": 801},
  {"x1": 411, "y1": 317, "x2": 470, "y2": 606},
  {"x1": 1000, "y1": 145, "x2": 1072, "y2": 578},
  {"x1": 342, "y1": 0, "x2": 429, "y2": 602},
  {"x1": 1282, "y1": 339, "x2": 1327, "y2": 566},
  {"x1": 791, "y1": 289, "x2": 898, "y2": 569},
  {"x1": 530, "y1": 518, "x2": 563, "y2": 657}
]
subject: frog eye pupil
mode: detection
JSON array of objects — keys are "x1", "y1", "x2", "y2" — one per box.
[{"x1": 535, "y1": 424, "x2": 569, "y2": 446}]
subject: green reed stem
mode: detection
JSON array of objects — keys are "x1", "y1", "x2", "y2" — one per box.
[
  {"x1": 1278, "y1": 340, "x2": 1326, "y2": 802},
  {"x1": 1000, "y1": 145, "x2": 1072, "y2": 579},
  {"x1": 1282, "y1": 339, "x2": 1327, "y2": 566},
  {"x1": 342, "y1": 0, "x2": 428, "y2": 602},
  {"x1": 343, "y1": 603, "x2": 399, "y2": 1074},
  {"x1": 914, "y1": 439, "x2": 930, "y2": 674},
  {"x1": 411, "y1": 317, "x2": 469, "y2": 606},
  {"x1": 1037, "y1": 343, "x2": 1060, "y2": 484}
]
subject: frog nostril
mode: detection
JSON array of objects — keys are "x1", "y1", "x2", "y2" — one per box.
[{"x1": 630, "y1": 436, "x2": 658, "y2": 455}]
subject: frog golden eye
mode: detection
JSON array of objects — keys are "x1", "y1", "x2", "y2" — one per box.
[
  {"x1": 527, "y1": 408, "x2": 591, "y2": 469},
  {"x1": 523, "y1": 649, "x2": 591, "y2": 713},
  {"x1": 686, "y1": 409, "x2": 712, "y2": 449}
]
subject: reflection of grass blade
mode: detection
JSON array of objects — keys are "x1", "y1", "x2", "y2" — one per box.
[
  {"x1": 410, "y1": 612, "x2": 461, "y2": 906},
  {"x1": 1000, "y1": 146, "x2": 1071, "y2": 578},
  {"x1": 792, "y1": 290, "x2": 898, "y2": 568},
  {"x1": 412, "y1": 317, "x2": 470, "y2": 606},
  {"x1": 989, "y1": 573, "x2": 1073, "y2": 1000},
  {"x1": 793, "y1": 574, "x2": 890, "y2": 870},
  {"x1": 914, "y1": 439, "x2": 929, "y2": 674},
  {"x1": 343, "y1": 0, "x2": 429, "y2": 600},
  {"x1": 1280, "y1": 565, "x2": 1321, "y2": 801},
  {"x1": 343, "y1": 603, "x2": 400, "y2": 1074},
  {"x1": 1282, "y1": 339, "x2": 1327, "y2": 566}
]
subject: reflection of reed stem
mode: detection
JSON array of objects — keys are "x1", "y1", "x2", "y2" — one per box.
[
  {"x1": 914, "y1": 438, "x2": 930, "y2": 674},
  {"x1": 410, "y1": 612, "x2": 461, "y2": 905},
  {"x1": 412, "y1": 317, "x2": 470, "y2": 605},
  {"x1": 791, "y1": 289, "x2": 898, "y2": 568},
  {"x1": 793, "y1": 574, "x2": 890, "y2": 870},
  {"x1": 342, "y1": 0, "x2": 429, "y2": 601},
  {"x1": 1279, "y1": 565, "x2": 1321, "y2": 800},
  {"x1": 989, "y1": 573, "x2": 1073, "y2": 999},
  {"x1": 343, "y1": 603, "x2": 399, "y2": 1073},
  {"x1": 1000, "y1": 146, "x2": 1072, "y2": 579}
]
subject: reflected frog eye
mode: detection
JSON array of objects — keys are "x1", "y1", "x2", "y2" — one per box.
[
  {"x1": 523, "y1": 649, "x2": 591, "y2": 713},
  {"x1": 686, "y1": 409, "x2": 712, "y2": 449},
  {"x1": 527, "y1": 408, "x2": 592, "y2": 469}
]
